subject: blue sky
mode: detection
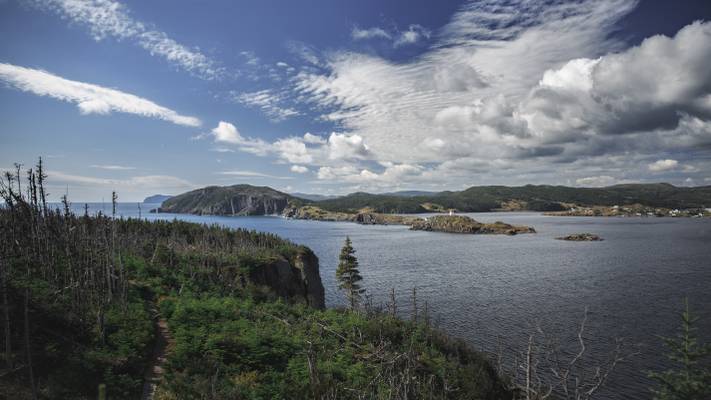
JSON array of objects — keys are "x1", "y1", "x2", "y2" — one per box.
[{"x1": 1, "y1": 0, "x2": 710, "y2": 201}]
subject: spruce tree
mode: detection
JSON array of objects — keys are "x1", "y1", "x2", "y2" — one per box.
[
  {"x1": 336, "y1": 237, "x2": 365, "y2": 309},
  {"x1": 648, "y1": 299, "x2": 711, "y2": 400}
]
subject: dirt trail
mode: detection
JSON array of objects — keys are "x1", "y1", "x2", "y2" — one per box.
[{"x1": 141, "y1": 307, "x2": 172, "y2": 400}]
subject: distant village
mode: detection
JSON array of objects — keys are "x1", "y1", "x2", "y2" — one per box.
[{"x1": 545, "y1": 204, "x2": 711, "y2": 218}]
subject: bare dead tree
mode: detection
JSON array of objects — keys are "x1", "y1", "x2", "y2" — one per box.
[{"x1": 508, "y1": 308, "x2": 638, "y2": 400}]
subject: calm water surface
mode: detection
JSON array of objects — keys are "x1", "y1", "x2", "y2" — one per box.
[{"x1": 77, "y1": 203, "x2": 711, "y2": 399}]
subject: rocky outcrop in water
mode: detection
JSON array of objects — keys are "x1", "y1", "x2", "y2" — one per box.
[
  {"x1": 158, "y1": 184, "x2": 295, "y2": 215},
  {"x1": 409, "y1": 215, "x2": 535, "y2": 235},
  {"x1": 556, "y1": 233, "x2": 603, "y2": 241},
  {"x1": 248, "y1": 248, "x2": 325, "y2": 309}
]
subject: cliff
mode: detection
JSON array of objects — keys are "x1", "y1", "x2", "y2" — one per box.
[
  {"x1": 158, "y1": 184, "x2": 296, "y2": 215},
  {"x1": 410, "y1": 215, "x2": 535, "y2": 235},
  {"x1": 251, "y1": 248, "x2": 325, "y2": 309}
]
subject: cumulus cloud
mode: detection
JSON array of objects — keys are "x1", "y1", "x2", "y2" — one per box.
[
  {"x1": 0, "y1": 63, "x2": 201, "y2": 126},
  {"x1": 327, "y1": 133, "x2": 370, "y2": 160},
  {"x1": 290, "y1": 165, "x2": 309, "y2": 173},
  {"x1": 648, "y1": 159, "x2": 679, "y2": 172},
  {"x1": 210, "y1": 122, "x2": 271, "y2": 155},
  {"x1": 303, "y1": 133, "x2": 326, "y2": 144},
  {"x1": 32, "y1": 0, "x2": 224, "y2": 80}
]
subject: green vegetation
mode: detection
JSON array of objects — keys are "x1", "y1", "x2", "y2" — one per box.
[
  {"x1": 314, "y1": 184, "x2": 711, "y2": 214},
  {"x1": 160, "y1": 182, "x2": 711, "y2": 218},
  {"x1": 648, "y1": 300, "x2": 711, "y2": 400},
  {"x1": 335, "y1": 237, "x2": 365, "y2": 309},
  {"x1": 0, "y1": 160, "x2": 510, "y2": 399}
]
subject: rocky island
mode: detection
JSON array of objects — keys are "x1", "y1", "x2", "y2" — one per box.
[
  {"x1": 284, "y1": 205, "x2": 535, "y2": 235},
  {"x1": 556, "y1": 233, "x2": 604, "y2": 241},
  {"x1": 410, "y1": 215, "x2": 536, "y2": 235}
]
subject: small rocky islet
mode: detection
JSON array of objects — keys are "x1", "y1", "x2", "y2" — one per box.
[{"x1": 556, "y1": 233, "x2": 604, "y2": 241}]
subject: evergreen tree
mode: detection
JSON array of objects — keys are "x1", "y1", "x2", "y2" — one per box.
[
  {"x1": 648, "y1": 299, "x2": 711, "y2": 400},
  {"x1": 336, "y1": 237, "x2": 365, "y2": 309}
]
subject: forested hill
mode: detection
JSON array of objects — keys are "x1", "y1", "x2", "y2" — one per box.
[
  {"x1": 159, "y1": 183, "x2": 711, "y2": 216},
  {"x1": 158, "y1": 184, "x2": 304, "y2": 215},
  {"x1": 314, "y1": 183, "x2": 711, "y2": 213}
]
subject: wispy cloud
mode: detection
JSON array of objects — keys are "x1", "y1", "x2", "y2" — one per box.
[
  {"x1": 217, "y1": 170, "x2": 292, "y2": 179},
  {"x1": 351, "y1": 24, "x2": 431, "y2": 47},
  {"x1": 90, "y1": 164, "x2": 136, "y2": 170},
  {"x1": 0, "y1": 63, "x2": 201, "y2": 126},
  {"x1": 234, "y1": 89, "x2": 299, "y2": 122},
  {"x1": 32, "y1": 0, "x2": 224, "y2": 80},
  {"x1": 351, "y1": 27, "x2": 392, "y2": 41},
  {"x1": 40, "y1": 170, "x2": 194, "y2": 201},
  {"x1": 393, "y1": 25, "x2": 431, "y2": 47}
]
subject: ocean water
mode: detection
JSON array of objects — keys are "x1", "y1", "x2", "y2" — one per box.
[{"x1": 72, "y1": 202, "x2": 711, "y2": 399}]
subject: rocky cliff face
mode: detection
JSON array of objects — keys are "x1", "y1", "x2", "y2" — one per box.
[
  {"x1": 248, "y1": 248, "x2": 325, "y2": 309},
  {"x1": 158, "y1": 184, "x2": 295, "y2": 216}
]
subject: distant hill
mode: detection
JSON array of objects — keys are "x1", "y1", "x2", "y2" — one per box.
[
  {"x1": 159, "y1": 184, "x2": 300, "y2": 215},
  {"x1": 383, "y1": 190, "x2": 441, "y2": 197},
  {"x1": 159, "y1": 183, "x2": 711, "y2": 216},
  {"x1": 143, "y1": 194, "x2": 173, "y2": 204},
  {"x1": 290, "y1": 192, "x2": 338, "y2": 201},
  {"x1": 314, "y1": 184, "x2": 711, "y2": 213}
]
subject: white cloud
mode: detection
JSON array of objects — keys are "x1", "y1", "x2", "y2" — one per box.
[
  {"x1": 290, "y1": 165, "x2": 309, "y2": 173},
  {"x1": 235, "y1": 89, "x2": 299, "y2": 122},
  {"x1": 0, "y1": 63, "x2": 201, "y2": 126},
  {"x1": 351, "y1": 27, "x2": 391, "y2": 41},
  {"x1": 217, "y1": 170, "x2": 292, "y2": 179},
  {"x1": 273, "y1": 137, "x2": 313, "y2": 163},
  {"x1": 209, "y1": 121, "x2": 270, "y2": 155},
  {"x1": 90, "y1": 164, "x2": 135, "y2": 170},
  {"x1": 393, "y1": 25, "x2": 431, "y2": 47},
  {"x1": 327, "y1": 133, "x2": 370, "y2": 160},
  {"x1": 351, "y1": 24, "x2": 430, "y2": 47},
  {"x1": 575, "y1": 176, "x2": 617, "y2": 187},
  {"x1": 648, "y1": 159, "x2": 679, "y2": 172},
  {"x1": 303, "y1": 133, "x2": 326, "y2": 144},
  {"x1": 34, "y1": 0, "x2": 223, "y2": 80}
]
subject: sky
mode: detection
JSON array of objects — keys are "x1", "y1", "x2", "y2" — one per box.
[{"x1": 1, "y1": 0, "x2": 710, "y2": 201}]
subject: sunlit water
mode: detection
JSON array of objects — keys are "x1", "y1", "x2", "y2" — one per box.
[{"x1": 71, "y1": 202, "x2": 711, "y2": 399}]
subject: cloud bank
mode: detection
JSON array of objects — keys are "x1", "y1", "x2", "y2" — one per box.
[{"x1": 232, "y1": 0, "x2": 711, "y2": 191}]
